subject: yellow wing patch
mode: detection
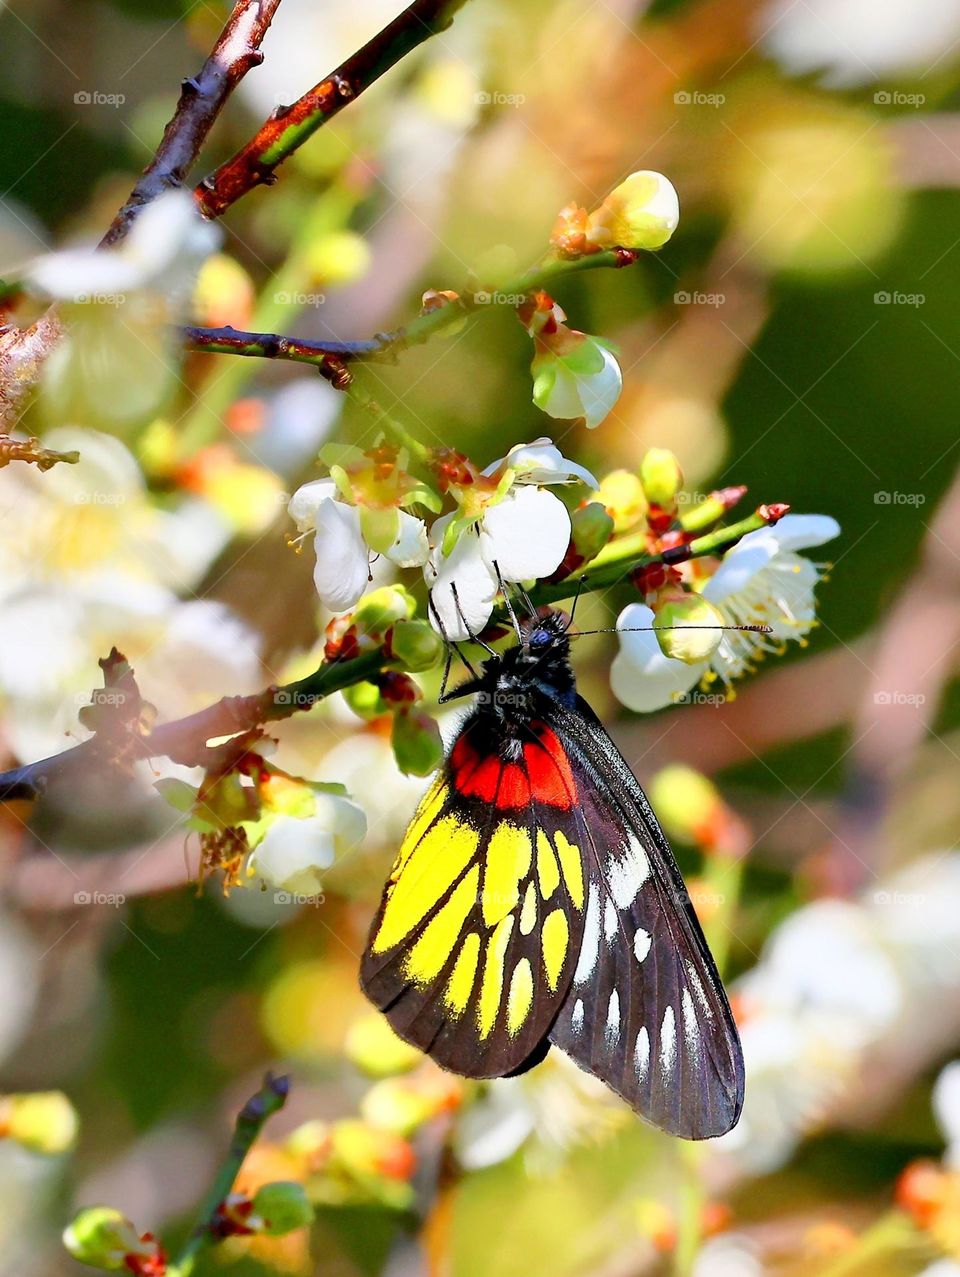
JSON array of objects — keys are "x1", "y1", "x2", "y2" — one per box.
[
  {"x1": 404, "y1": 865, "x2": 480, "y2": 984},
  {"x1": 507, "y1": 958, "x2": 534, "y2": 1035},
  {"x1": 373, "y1": 814, "x2": 478, "y2": 953},
  {"x1": 445, "y1": 930, "x2": 481, "y2": 1014},
  {"x1": 554, "y1": 830, "x2": 584, "y2": 910},
  {"x1": 482, "y1": 823, "x2": 532, "y2": 927},
  {"x1": 479, "y1": 915, "x2": 515, "y2": 1039},
  {"x1": 536, "y1": 829, "x2": 561, "y2": 900}
]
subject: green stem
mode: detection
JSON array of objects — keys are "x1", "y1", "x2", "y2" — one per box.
[
  {"x1": 169, "y1": 1073, "x2": 290, "y2": 1277},
  {"x1": 343, "y1": 379, "x2": 431, "y2": 463},
  {"x1": 814, "y1": 1213, "x2": 920, "y2": 1277}
]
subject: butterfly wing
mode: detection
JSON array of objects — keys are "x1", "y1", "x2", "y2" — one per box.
[
  {"x1": 360, "y1": 714, "x2": 587, "y2": 1077},
  {"x1": 546, "y1": 695, "x2": 744, "y2": 1139}
]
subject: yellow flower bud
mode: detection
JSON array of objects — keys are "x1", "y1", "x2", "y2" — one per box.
[
  {"x1": 595, "y1": 469, "x2": 647, "y2": 531},
  {"x1": 344, "y1": 1014, "x2": 422, "y2": 1078},
  {"x1": 0, "y1": 1091, "x2": 78, "y2": 1155},
  {"x1": 640, "y1": 448, "x2": 683, "y2": 507},
  {"x1": 305, "y1": 231, "x2": 372, "y2": 287},
  {"x1": 654, "y1": 593, "x2": 724, "y2": 663},
  {"x1": 648, "y1": 765, "x2": 722, "y2": 846},
  {"x1": 62, "y1": 1207, "x2": 142, "y2": 1271},
  {"x1": 570, "y1": 502, "x2": 614, "y2": 562},
  {"x1": 587, "y1": 171, "x2": 680, "y2": 251}
]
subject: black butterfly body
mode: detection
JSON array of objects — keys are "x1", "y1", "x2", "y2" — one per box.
[{"x1": 360, "y1": 609, "x2": 744, "y2": 1139}]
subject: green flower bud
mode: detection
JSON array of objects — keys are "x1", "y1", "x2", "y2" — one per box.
[
  {"x1": 390, "y1": 619, "x2": 443, "y2": 673},
  {"x1": 586, "y1": 170, "x2": 680, "y2": 251},
  {"x1": 343, "y1": 680, "x2": 389, "y2": 721},
  {"x1": 344, "y1": 1013, "x2": 422, "y2": 1077},
  {"x1": 654, "y1": 593, "x2": 724, "y2": 664},
  {"x1": 0, "y1": 1091, "x2": 78, "y2": 1155},
  {"x1": 305, "y1": 231, "x2": 371, "y2": 287},
  {"x1": 570, "y1": 502, "x2": 614, "y2": 563},
  {"x1": 250, "y1": 1181, "x2": 313, "y2": 1237},
  {"x1": 63, "y1": 1207, "x2": 140, "y2": 1270},
  {"x1": 640, "y1": 448, "x2": 683, "y2": 507},
  {"x1": 353, "y1": 585, "x2": 416, "y2": 637},
  {"x1": 391, "y1": 709, "x2": 443, "y2": 777}
]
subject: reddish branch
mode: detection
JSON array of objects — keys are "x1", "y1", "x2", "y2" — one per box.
[
  {"x1": 101, "y1": 0, "x2": 284, "y2": 246},
  {"x1": 194, "y1": 0, "x2": 470, "y2": 219},
  {"x1": 182, "y1": 323, "x2": 383, "y2": 387}
]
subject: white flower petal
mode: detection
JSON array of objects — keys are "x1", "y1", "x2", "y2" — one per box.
[
  {"x1": 482, "y1": 438, "x2": 599, "y2": 488},
  {"x1": 702, "y1": 529, "x2": 781, "y2": 600},
  {"x1": 311, "y1": 791, "x2": 368, "y2": 854},
  {"x1": 288, "y1": 478, "x2": 337, "y2": 533},
  {"x1": 610, "y1": 603, "x2": 702, "y2": 712},
  {"x1": 579, "y1": 347, "x2": 623, "y2": 428},
  {"x1": 539, "y1": 362, "x2": 590, "y2": 420},
  {"x1": 248, "y1": 815, "x2": 335, "y2": 895},
  {"x1": 933, "y1": 1061, "x2": 960, "y2": 1146},
  {"x1": 768, "y1": 513, "x2": 841, "y2": 553},
  {"x1": 480, "y1": 486, "x2": 570, "y2": 582},
  {"x1": 312, "y1": 499, "x2": 370, "y2": 612},
  {"x1": 384, "y1": 509, "x2": 429, "y2": 567},
  {"x1": 425, "y1": 515, "x2": 497, "y2": 640}
]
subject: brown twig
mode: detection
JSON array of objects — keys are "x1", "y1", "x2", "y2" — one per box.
[
  {"x1": 102, "y1": 0, "x2": 284, "y2": 246},
  {"x1": 194, "y1": 0, "x2": 470, "y2": 219}
]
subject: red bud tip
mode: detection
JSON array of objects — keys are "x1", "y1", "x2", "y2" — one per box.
[
  {"x1": 713, "y1": 484, "x2": 748, "y2": 510},
  {"x1": 758, "y1": 502, "x2": 790, "y2": 524}
]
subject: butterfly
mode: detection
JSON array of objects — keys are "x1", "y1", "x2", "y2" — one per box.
[{"x1": 360, "y1": 605, "x2": 744, "y2": 1139}]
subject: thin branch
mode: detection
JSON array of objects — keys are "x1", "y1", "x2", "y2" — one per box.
[
  {"x1": 180, "y1": 249, "x2": 638, "y2": 381},
  {"x1": 0, "y1": 509, "x2": 783, "y2": 806},
  {"x1": 194, "y1": 0, "x2": 470, "y2": 219},
  {"x1": 170, "y1": 1072, "x2": 290, "y2": 1277},
  {"x1": 102, "y1": 0, "x2": 284, "y2": 245}
]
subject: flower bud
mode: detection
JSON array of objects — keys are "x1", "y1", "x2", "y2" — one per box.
[
  {"x1": 586, "y1": 171, "x2": 680, "y2": 251},
  {"x1": 639, "y1": 448, "x2": 683, "y2": 507},
  {"x1": 653, "y1": 593, "x2": 724, "y2": 663},
  {"x1": 285, "y1": 1120, "x2": 333, "y2": 1174},
  {"x1": 390, "y1": 619, "x2": 444, "y2": 673},
  {"x1": 595, "y1": 469, "x2": 648, "y2": 531},
  {"x1": 570, "y1": 502, "x2": 614, "y2": 563},
  {"x1": 342, "y1": 680, "x2": 389, "y2": 721},
  {"x1": 680, "y1": 485, "x2": 747, "y2": 533},
  {"x1": 391, "y1": 708, "x2": 443, "y2": 777},
  {"x1": 361, "y1": 1073, "x2": 463, "y2": 1137},
  {"x1": 305, "y1": 231, "x2": 371, "y2": 287},
  {"x1": 648, "y1": 766, "x2": 722, "y2": 846},
  {"x1": 193, "y1": 253, "x2": 255, "y2": 329},
  {"x1": 62, "y1": 1207, "x2": 146, "y2": 1271},
  {"x1": 250, "y1": 1181, "x2": 313, "y2": 1236},
  {"x1": 344, "y1": 1013, "x2": 422, "y2": 1078},
  {"x1": 532, "y1": 333, "x2": 622, "y2": 430},
  {"x1": 0, "y1": 1091, "x2": 78, "y2": 1155},
  {"x1": 331, "y1": 1120, "x2": 417, "y2": 1182},
  {"x1": 353, "y1": 585, "x2": 416, "y2": 637}
]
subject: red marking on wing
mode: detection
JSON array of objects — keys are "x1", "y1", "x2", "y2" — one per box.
[
  {"x1": 450, "y1": 722, "x2": 576, "y2": 810},
  {"x1": 523, "y1": 724, "x2": 576, "y2": 809}
]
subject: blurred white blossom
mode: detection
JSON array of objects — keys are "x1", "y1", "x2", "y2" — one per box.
[{"x1": 761, "y1": 0, "x2": 960, "y2": 86}]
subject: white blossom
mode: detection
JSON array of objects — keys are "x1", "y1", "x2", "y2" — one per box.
[
  {"x1": 482, "y1": 438, "x2": 599, "y2": 488},
  {"x1": 611, "y1": 514, "x2": 840, "y2": 712},
  {"x1": 246, "y1": 791, "x2": 367, "y2": 896},
  {"x1": 425, "y1": 485, "x2": 571, "y2": 640},
  {"x1": 288, "y1": 480, "x2": 429, "y2": 613},
  {"x1": 533, "y1": 340, "x2": 622, "y2": 430}
]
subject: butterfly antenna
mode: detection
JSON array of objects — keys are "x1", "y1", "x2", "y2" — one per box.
[
  {"x1": 450, "y1": 582, "x2": 497, "y2": 656},
  {"x1": 491, "y1": 560, "x2": 523, "y2": 643},
  {"x1": 571, "y1": 623, "x2": 774, "y2": 638},
  {"x1": 564, "y1": 575, "x2": 588, "y2": 632},
  {"x1": 428, "y1": 590, "x2": 479, "y2": 691}
]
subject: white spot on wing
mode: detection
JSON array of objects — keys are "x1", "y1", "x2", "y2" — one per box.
[
  {"x1": 681, "y1": 987, "x2": 700, "y2": 1063},
  {"x1": 634, "y1": 1026, "x2": 650, "y2": 1081},
  {"x1": 605, "y1": 990, "x2": 620, "y2": 1044},
  {"x1": 659, "y1": 1005, "x2": 677, "y2": 1078},
  {"x1": 571, "y1": 998, "x2": 584, "y2": 1033},
  {"x1": 603, "y1": 896, "x2": 618, "y2": 942},
  {"x1": 607, "y1": 834, "x2": 652, "y2": 907},
  {"x1": 684, "y1": 959, "x2": 714, "y2": 1021},
  {"x1": 574, "y1": 884, "x2": 601, "y2": 984},
  {"x1": 633, "y1": 927, "x2": 651, "y2": 962}
]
